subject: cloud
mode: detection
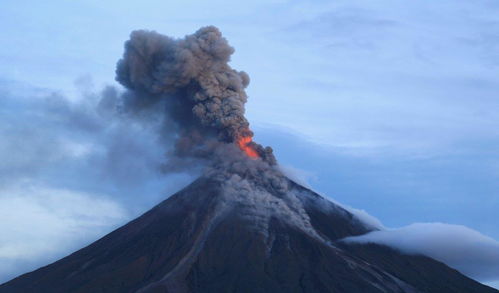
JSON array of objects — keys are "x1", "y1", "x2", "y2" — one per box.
[
  {"x1": 0, "y1": 79, "x2": 196, "y2": 283},
  {"x1": 0, "y1": 79, "x2": 194, "y2": 204},
  {"x1": 242, "y1": 1, "x2": 499, "y2": 161},
  {"x1": 343, "y1": 222, "x2": 499, "y2": 282},
  {"x1": 0, "y1": 182, "x2": 127, "y2": 283},
  {"x1": 279, "y1": 156, "x2": 499, "y2": 283},
  {"x1": 1, "y1": 1, "x2": 498, "y2": 287},
  {"x1": 335, "y1": 203, "x2": 385, "y2": 230},
  {"x1": 280, "y1": 159, "x2": 498, "y2": 283}
]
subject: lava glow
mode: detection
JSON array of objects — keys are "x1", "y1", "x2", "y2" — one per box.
[{"x1": 237, "y1": 136, "x2": 259, "y2": 158}]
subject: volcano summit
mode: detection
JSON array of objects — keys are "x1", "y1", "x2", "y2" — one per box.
[{"x1": 0, "y1": 27, "x2": 496, "y2": 293}]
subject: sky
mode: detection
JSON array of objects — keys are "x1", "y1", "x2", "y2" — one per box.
[{"x1": 0, "y1": 0, "x2": 498, "y2": 288}]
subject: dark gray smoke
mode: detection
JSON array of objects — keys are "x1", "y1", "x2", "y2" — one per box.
[{"x1": 114, "y1": 26, "x2": 275, "y2": 169}]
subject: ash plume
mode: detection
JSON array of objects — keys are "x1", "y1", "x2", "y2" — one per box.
[{"x1": 114, "y1": 26, "x2": 276, "y2": 172}]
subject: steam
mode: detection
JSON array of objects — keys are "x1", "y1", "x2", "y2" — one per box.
[{"x1": 114, "y1": 26, "x2": 276, "y2": 171}]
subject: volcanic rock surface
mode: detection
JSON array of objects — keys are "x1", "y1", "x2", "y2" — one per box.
[{"x1": 0, "y1": 175, "x2": 496, "y2": 293}]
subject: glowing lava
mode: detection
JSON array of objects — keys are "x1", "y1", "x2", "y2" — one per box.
[{"x1": 237, "y1": 136, "x2": 259, "y2": 158}]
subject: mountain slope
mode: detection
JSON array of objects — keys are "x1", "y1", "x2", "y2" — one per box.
[{"x1": 0, "y1": 176, "x2": 496, "y2": 293}]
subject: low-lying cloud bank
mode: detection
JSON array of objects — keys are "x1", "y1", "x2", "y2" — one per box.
[
  {"x1": 343, "y1": 222, "x2": 499, "y2": 283},
  {"x1": 0, "y1": 183, "x2": 127, "y2": 283}
]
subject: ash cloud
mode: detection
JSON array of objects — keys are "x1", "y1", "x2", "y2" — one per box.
[
  {"x1": 0, "y1": 26, "x2": 286, "y2": 210},
  {"x1": 114, "y1": 26, "x2": 276, "y2": 170}
]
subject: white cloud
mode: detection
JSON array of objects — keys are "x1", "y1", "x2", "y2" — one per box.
[
  {"x1": 279, "y1": 163, "x2": 497, "y2": 284},
  {"x1": 343, "y1": 222, "x2": 499, "y2": 282},
  {"x1": 0, "y1": 182, "x2": 128, "y2": 283},
  {"x1": 337, "y1": 204, "x2": 385, "y2": 230}
]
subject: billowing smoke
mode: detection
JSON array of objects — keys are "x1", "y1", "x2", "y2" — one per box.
[{"x1": 113, "y1": 26, "x2": 276, "y2": 171}]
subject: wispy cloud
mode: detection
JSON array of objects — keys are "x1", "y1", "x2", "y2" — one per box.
[
  {"x1": 343, "y1": 222, "x2": 499, "y2": 282},
  {"x1": 0, "y1": 182, "x2": 127, "y2": 283}
]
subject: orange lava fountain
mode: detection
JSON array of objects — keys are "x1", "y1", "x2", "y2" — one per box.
[{"x1": 237, "y1": 136, "x2": 259, "y2": 158}]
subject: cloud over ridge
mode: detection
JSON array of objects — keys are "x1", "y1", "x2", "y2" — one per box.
[{"x1": 343, "y1": 222, "x2": 499, "y2": 282}]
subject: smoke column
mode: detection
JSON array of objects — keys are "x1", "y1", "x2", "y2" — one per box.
[{"x1": 115, "y1": 26, "x2": 276, "y2": 170}]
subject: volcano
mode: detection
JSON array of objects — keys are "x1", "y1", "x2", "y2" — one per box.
[
  {"x1": 0, "y1": 173, "x2": 496, "y2": 293},
  {"x1": 2, "y1": 26, "x2": 496, "y2": 293}
]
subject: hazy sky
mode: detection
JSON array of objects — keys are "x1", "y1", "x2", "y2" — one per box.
[{"x1": 0, "y1": 0, "x2": 498, "y2": 288}]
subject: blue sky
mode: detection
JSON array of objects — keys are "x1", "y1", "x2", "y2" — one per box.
[{"x1": 0, "y1": 0, "x2": 498, "y2": 288}]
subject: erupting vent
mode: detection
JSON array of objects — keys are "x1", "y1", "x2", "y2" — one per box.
[{"x1": 237, "y1": 136, "x2": 259, "y2": 158}]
